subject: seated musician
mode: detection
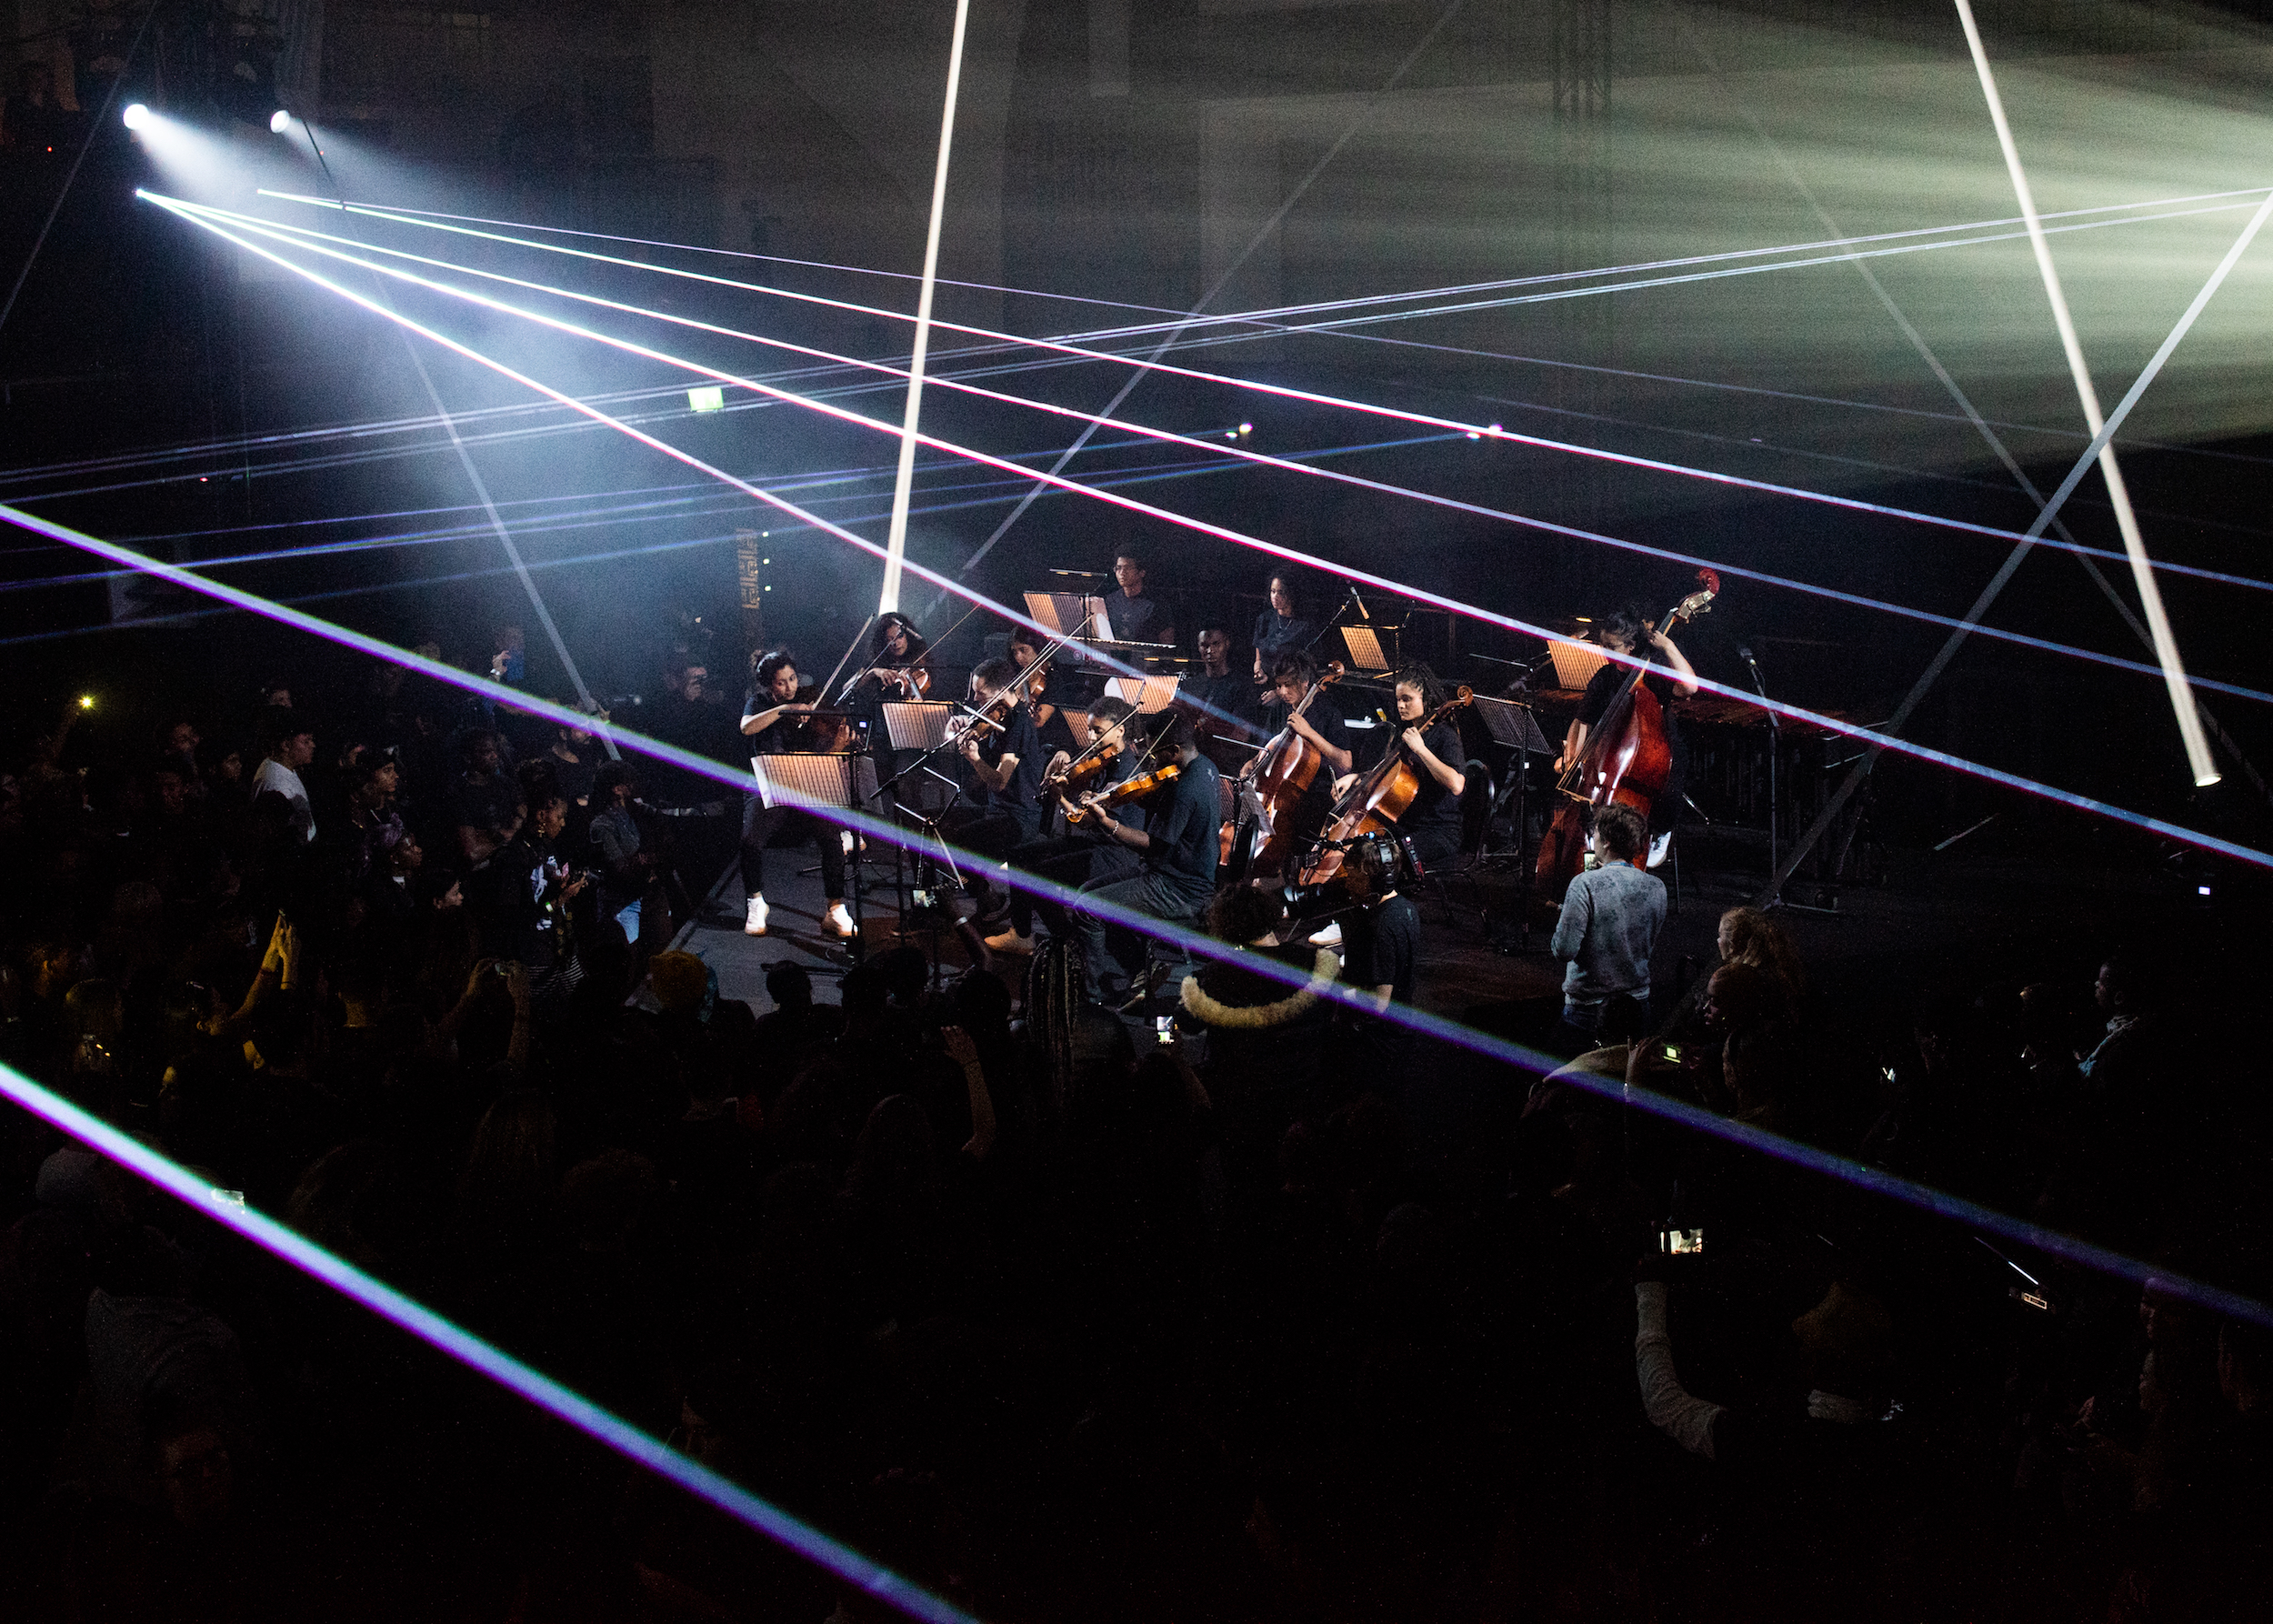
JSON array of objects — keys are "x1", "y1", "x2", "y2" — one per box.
[
  {"x1": 1102, "y1": 548, "x2": 1174, "y2": 647},
  {"x1": 1006, "y1": 627, "x2": 1079, "y2": 757},
  {"x1": 1066, "y1": 709, "x2": 1221, "y2": 1007},
  {"x1": 946, "y1": 657, "x2": 1046, "y2": 935},
  {"x1": 984, "y1": 697, "x2": 1147, "y2": 955},
  {"x1": 1556, "y1": 605, "x2": 1697, "y2": 868},
  {"x1": 737, "y1": 650, "x2": 855, "y2": 939},
  {"x1": 1331, "y1": 662, "x2": 1467, "y2": 874},
  {"x1": 1255, "y1": 649, "x2": 1354, "y2": 867}
]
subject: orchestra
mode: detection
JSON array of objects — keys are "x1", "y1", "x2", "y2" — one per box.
[{"x1": 726, "y1": 561, "x2": 1730, "y2": 1029}]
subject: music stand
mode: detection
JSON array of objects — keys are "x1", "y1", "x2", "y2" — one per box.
[
  {"x1": 749, "y1": 752, "x2": 872, "y2": 965},
  {"x1": 1340, "y1": 625, "x2": 1393, "y2": 672},
  {"x1": 1547, "y1": 641, "x2": 1607, "y2": 690},
  {"x1": 1107, "y1": 672, "x2": 1182, "y2": 714},
  {"x1": 873, "y1": 698, "x2": 971, "y2": 941},
  {"x1": 1470, "y1": 696, "x2": 1557, "y2": 947}
]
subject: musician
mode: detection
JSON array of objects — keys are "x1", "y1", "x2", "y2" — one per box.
[
  {"x1": 1066, "y1": 708, "x2": 1222, "y2": 1007},
  {"x1": 737, "y1": 650, "x2": 855, "y2": 939},
  {"x1": 946, "y1": 657, "x2": 1046, "y2": 934},
  {"x1": 1187, "y1": 624, "x2": 1257, "y2": 755},
  {"x1": 1006, "y1": 628, "x2": 1078, "y2": 757},
  {"x1": 1254, "y1": 650, "x2": 1354, "y2": 862},
  {"x1": 1101, "y1": 549, "x2": 1174, "y2": 647},
  {"x1": 984, "y1": 697, "x2": 1148, "y2": 955},
  {"x1": 1250, "y1": 573, "x2": 1323, "y2": 687},
  {"x1": 1334, "y1": 662, "x2": 1467, "y2": 873},
  {"x1": 1557, "y1": 605, "x2": 1698, "y2": 864}
]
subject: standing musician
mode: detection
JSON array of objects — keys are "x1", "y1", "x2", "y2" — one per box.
[
  {"x1": 738, "y1": 650, "x2": 856, "y2": 939},
  {"x1": 1102, "y1": 548, "x2": 1175, "y2": 647},
  {"x1": 946, "y1": 657, "x2": 1046, "y2": 935},
  {"x1": 984, "y1": 696, "x2": 1147, "y2": 955},
  {"x1": 1187, "y1": 623, "x2": 1258, "y2": 763},
  {"x1": 1251, "y1": 572, "x2": 1323, "y2": 689},
  {"x1": 1066, "y1": 708, "x2": 1221, "y2": 1007},
  {"x1": 1332, "y1": 663, "x2": 1468, "y2": 874},
  {"x1": 1556, "y1": 606, "x2": 1698, "y2": 866}
]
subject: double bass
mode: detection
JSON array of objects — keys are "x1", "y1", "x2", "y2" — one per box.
[
  {"x1": 1532, "y1": 570, "x2": 1718, "y2": 909},
  {"x1": 1297, "y1": 685, "x2": 1475, "y2": 887},
  {"x1": 1227, "y1": 660, "x2": 1345, "y2": 877}
]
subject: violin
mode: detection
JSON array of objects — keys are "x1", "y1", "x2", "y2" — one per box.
[
  {"x1": 1229, "y1": 660, "x2": 1345, "y2": 878},
  {"x1": 846, "y1": 662, "x2": 931, "y2": 701},
  {"x1": 1297, "y1": 686, "x2": 1474, "y2": 887},
  {"x1": 1065, "y1": 762, "x2": 1180, "y2": 827},
  {"x1": 1532, "y1": 568, "x2": 1717, "y2": 912},
  {"x1": 1044, "y1": 740, "x2": 1122, "y2": 803},
  {"x1": 944, "y1": 682, "x2": 1023, "y2": 746},
  {"x1": 786, "y1": 685, "x2": 856, "y2": 752}
]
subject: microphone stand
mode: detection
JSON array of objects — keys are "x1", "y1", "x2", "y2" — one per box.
[{"x1": 1740, "y1": 646, "x2": 1836, "y2": 917}]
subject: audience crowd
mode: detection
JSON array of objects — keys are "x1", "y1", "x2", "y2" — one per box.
[{"x1": 0, "y1": 652, "x2": 2266, "y2": 1622}]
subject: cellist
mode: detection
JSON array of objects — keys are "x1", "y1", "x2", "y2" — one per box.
[
  {"x1": 1257, "y1": 650, "x2": 1355, "y2": 857},
  {"x1": 1556, "y1": 606, "x2": 1699, "y2": 867},
  {"x1": 1331, "y1": 663, "x2": 1469, "y2": 873}
]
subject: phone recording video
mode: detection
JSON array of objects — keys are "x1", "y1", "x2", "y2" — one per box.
[
  {"x1": 1154, "y1": 1015, "x2": 1176, "y2": 1047},
  {"x1": 1658, "y1": 1228, "x2": 1706, "y2": 1256}
]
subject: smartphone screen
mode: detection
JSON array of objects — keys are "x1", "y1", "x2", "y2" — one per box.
[
  {"x1": 1154, "y1": 1015, "x2": 1175, "y2": 1047},
  {"x1": 1659, "y1": 1228, "x2": 1705, "y2": 1255}
]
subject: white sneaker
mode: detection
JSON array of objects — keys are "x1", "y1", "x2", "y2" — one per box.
[
  {"x1": 1647, "y1": 830, "x2": 1673, "y2": 869},
  {"x1": 823, "y1": 901, "x2": 856, "y2": 937},
  {"x1": 984, "y1": 927, "x2": 1035, "y2": 955},
  {"x1": 1307, "y1": 919, "x2": 1343, "y2": 948},
  {"x1": 840, "y1": 830, "x2": 856, "y2": 857},
  {"x1": 744, "y1": 895, "x2": 769, "y2": 936}
]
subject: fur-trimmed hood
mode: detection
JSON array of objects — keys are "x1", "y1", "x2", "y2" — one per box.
[{"x1": 1179, "y1": 947, "x2": 1341, "y2": 1029}]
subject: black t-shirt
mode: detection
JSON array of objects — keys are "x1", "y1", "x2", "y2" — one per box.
[
  {"x1": 743, "y1": 687, "x2": 797, "y2": 756},
  {"x1": 1140, "y1": 754, "x2": 1222, "y2": 903},
  {"x1": 1343, "y1": 894, "x2": 1419, "y2": 1005},
  {"x1": 1401, "y1": 720, "x2": 1467, "y2": 831},
  {"x1": 1577, "y1": 657, "x2": 1679, "y2": 739},
  {"x1": 452, "y1": 771, "x2": 522, "y2": 838},
  {"x1": 1102, "y1": 590, "x2": 1169, "y2": 645},
  {"x1": 1253, "y1": 609, "x2": 1322, "y2": 665},
  {"x1": 976, "y1": 705, "x2": 1045, "y2": 817}
]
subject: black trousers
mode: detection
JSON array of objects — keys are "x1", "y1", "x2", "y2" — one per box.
[
  {"x1": 741, "y1": 797, "x2": 846, "y2": 901},
  {"x1": 937, "y1": 807, "x2": 1039, "y2": 913},
  {"x1": 1006, "y1": 832, "x2": 1138, "y2": 936}
]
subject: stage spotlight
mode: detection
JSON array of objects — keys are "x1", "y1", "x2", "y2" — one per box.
[
  {"x1": 269, "y1": 109, "x2": 291, "y2": 134},
  {"x1": 122, "y1": 103, "x2": 151, "y2": 131},
  {"x1": 687, "y1": 386, "x2": 725, "y2": 413}
]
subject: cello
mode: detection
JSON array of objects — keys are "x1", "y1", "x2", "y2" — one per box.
[
  {"x1": 1228, "y1": 659, "x2": 1346, "y2": 877},
  {"x1": 1297, "y1": 685, "x2": 1475, "y2": 887},
  {"x1": 1532, "y1": 569, "x2": 1718, "y2": 909}
]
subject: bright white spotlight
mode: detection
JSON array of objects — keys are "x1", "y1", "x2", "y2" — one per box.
[
  {"x1": 269, "y1": 109, "x2": 291, "y2": 135},
  {"x1": 122, "y1": 104, "x2": 151, "y2": 132},
  {"x1": 686, "y1": 386, "x2": 725, "y2": 413}
]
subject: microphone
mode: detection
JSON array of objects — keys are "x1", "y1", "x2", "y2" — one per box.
[
  {"x1": 1737, "y1": 644, "x2": 1759, "y2": 667},
  {"x1": 1347, "y1": 581, "x2": 1369, "y2": 621}
]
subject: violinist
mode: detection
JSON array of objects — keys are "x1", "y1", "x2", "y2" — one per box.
[
  {"x1": 984, "y1": 697, "x2": 1146, "y2": 955},
  {"x1": 737, "y1": 650, "x2": 856, "y2": 939},
  {"x1": 1066, "y1": 708, "x2": 1221, "y2": 1007},
  {"x1": 1557, "y1": 606, "x2": 1698, "y2": 867},
  {"x1": 1007, "y1": 628, "x2": 1077, "y2": 757},
  {"x1": 838, "y1": 612, "x2": 933, "y2": 749},
  {"x1": 944, "y1": 657, "x2": 1046, "y2": 936},
  {"x1": 1335, "y1": 663, "x2": 1468, "y2": 874}
]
